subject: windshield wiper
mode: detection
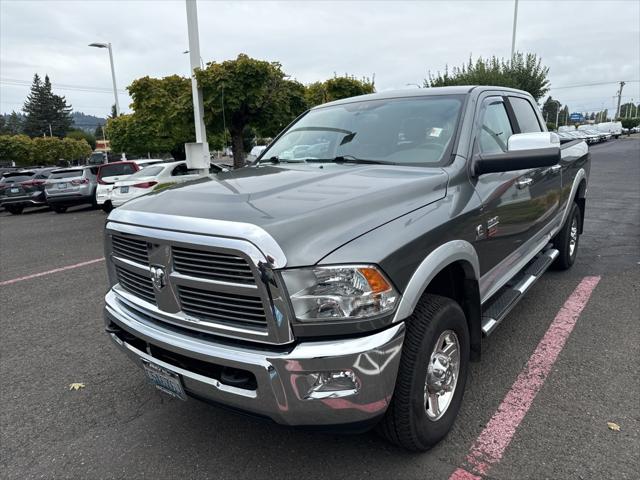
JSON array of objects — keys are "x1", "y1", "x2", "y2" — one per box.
[
  {"x1": 258, "y1": 156, "x2": 307, "y2": 164},
  {"x1": 306, "y1": 155, "x2": 393, "y2": 165}
]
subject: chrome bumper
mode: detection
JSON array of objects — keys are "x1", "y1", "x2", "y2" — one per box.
[{"x1": 104, "y1": 289, "x2": 405, "y2": 426}]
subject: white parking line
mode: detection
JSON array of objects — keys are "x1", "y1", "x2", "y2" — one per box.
[{"x1": 0, "y1": 258, "x2": 105, "y2": 287}]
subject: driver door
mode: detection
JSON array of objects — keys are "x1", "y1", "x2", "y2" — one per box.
[{"x1": 471, "y1": 97, "x2": 536, "y2": 276}]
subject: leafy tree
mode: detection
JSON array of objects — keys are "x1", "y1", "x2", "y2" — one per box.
[
  {"x1": 22, "y1": 74, "x2": 73, "y2": 137},
  {"x1": 0, "y1": 135, "x2": 33, "y2": 165},
  {"x1": 542, "y1": 96, "x2": 561, "y2": 124},
  {"x1": 621, "y1": 117, "x2": 640, "y2": 129},
  {"x1": 196, "y1": 54, "x2": 307, "y2": 168},
  {"x1": 304, "y1": 75, "x2": 375, "y2": 107},
  {"x1": 67, "y1": 129, "x2": 97, "y2": 150},
  {"x1": 618, "y1": 102, "x2": 639, "y2": 119},
  {"x1": 425, "y1": 52, "x2": 550, "y2": 101}
]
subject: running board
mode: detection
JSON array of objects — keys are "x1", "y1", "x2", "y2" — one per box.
[{"x1": 481, "y1": 248, "x2": 559, "y2": 336}]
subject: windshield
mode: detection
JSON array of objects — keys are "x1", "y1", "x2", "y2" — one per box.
[
  {"x1": 127, "y1": 166, "x2": 164, "y2": 179},
  {"x1": 261, "y1": 95, "x2": 464, "y2": 166},
  {"x1": 99, "y1": 163, "x2": 137, "y2": 178},
  {"x1": 1, "y1": 172, "x2": 34, "y2": 183}
]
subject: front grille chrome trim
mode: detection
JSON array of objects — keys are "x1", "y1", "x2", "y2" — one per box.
[{"x1": 106, "y1": 221, "x2": 293, "y2": 345}]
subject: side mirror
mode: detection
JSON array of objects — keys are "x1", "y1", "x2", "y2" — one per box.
[{"x1": 473, "y1": 132, "x2": 560, "y2": 176}]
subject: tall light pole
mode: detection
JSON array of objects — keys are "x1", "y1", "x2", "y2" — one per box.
[
  {"x1": 184, "y1": 0, "x2": 209, "y2": 171},
  {"x1": 615, "y1": 81, "x2": 625, "y2": 120},
  {"x1": 88, "y1": 42, "x2": 120, "y2": 116},
  {"x1": 510, "y1": 0, "x2": 519, "y2": 61}
]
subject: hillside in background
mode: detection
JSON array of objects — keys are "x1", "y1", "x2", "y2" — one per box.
[{"x1": 71, "y1": 111, "x2": 106, "y2": 132}]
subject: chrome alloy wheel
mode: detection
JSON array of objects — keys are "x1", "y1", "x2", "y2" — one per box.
[
  {"x1": 424, "y1": 330, "x2": 460, "y2": 421},
  {"x1": 569, "y1": 217, "x2": 578, "y2": 257}
]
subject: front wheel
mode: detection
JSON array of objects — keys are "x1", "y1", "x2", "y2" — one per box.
[
  {"x1": 378, "y1": 294, "x2": 469, "y2": 451},
  {"x1": 553, "y1": 202, "x2": 581, "y2": 270},
  {"x1": 6, "y1": 205, "x2": 24, "y2": 215}
]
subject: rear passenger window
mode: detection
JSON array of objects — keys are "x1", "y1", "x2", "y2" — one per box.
[
  {"x1": 478, "y1": 101, "x2": 514, "y2": 154},
  {"x1": 509, "y1": 97, "x2": 542, "y2": 133}
]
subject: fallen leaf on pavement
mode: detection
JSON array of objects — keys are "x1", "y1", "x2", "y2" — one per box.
[
  {"x1": 607, "y1": 422, "x2": 620, "y2": 431},
  {"x1": 69, "y1": 383, "x2": 86, "y2": 391}
]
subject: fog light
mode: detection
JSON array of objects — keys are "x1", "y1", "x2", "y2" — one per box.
[{"x1": 305, "y1": 370, "x2": 360, "y2": 399}]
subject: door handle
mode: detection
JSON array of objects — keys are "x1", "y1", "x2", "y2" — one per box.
[
  {"x1": 549, "y1": 164, "x2": 561, "y2": 173},
  {"x1": 516, "y1": 178, "x2": 533, "y2": 189}
]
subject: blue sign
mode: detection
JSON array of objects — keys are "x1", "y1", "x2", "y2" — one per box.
[{"x1": 569, "y1": 113, "x2": 584, "y2": 122}]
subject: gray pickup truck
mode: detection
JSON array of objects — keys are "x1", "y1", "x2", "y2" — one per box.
[{"x1": 103, "y1": 86, "x2": 589, "y2": 451}]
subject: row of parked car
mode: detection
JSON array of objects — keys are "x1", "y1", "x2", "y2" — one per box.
[
  {"x1": 0, "y1": 158, "x2": 229, "y2": 215},
  {"x1": 556, "y1": 125, "x2": 612, "y2": 145}
]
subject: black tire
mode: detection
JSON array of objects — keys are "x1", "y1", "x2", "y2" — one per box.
[
  {"x1": 52, "y1": 206, "x2": 68, "y2": 214},
  {"x1": 102, "y1": 201, "x2": 113, "y2": 213},
  {"x1": 553, "y1": 202, "x2": 581, "y2": 270},
  {"x1": 6, "y1": 205, "x2": 24, "y2": 215},
  {"x1": 378, "y1": 294, "x2": 470, "y2": 451}
]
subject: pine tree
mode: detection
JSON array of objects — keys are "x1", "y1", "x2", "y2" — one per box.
[{"x1": 22, "y1": 73, "x2": 73, "y2": 137}]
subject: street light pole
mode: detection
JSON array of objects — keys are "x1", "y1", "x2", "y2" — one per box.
[
  {"x1": 88, "y1": 42, "x2": 120, "y2": 116},
  {"x1": 184, "y1": 0, "x2": 209, "y2": 171},
  {"x1": 510, "y1": 0, "x2": 519, "y2": 61}
]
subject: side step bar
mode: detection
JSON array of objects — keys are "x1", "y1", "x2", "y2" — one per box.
[{"x1": 481, "y1": 248, "x2": 559, "y2": 336}]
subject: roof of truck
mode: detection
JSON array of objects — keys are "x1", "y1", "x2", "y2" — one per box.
[{"x1": 314, "y1": 85, "x2": 530, "y2": 109}]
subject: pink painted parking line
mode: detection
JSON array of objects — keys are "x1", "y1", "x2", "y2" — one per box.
[
  {"x1": 449, "y1": 275, "x2": 601, "y2": 479},
  {"x1": 0, "y1": 258, "x2": 105, "y2": 287}
]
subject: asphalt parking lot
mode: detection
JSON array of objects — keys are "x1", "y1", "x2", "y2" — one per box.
[{"x1": 1, "y1": 138, "x2": 639, "y2": 480}]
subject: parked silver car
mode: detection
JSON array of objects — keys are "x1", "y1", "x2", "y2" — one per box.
[{"x1": 45, "y1": 166, "x2": 99, "y2": 213}]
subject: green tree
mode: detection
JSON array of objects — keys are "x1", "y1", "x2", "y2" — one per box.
[
  {"x1": 196, "y1": 54, "x2": 307, "y2": 168},
  {"x1": 618, "y1": 102, "x2": 639, "y2": 119},
  {"x1": 425, "y1": 52, "x2": 550, "y2": 101},
  {"x1": 542, "y1": 96, "x2": 561, "y2": 124},
  {"x1": 0, "y1": 112, "x2": 24, "y2": 135},
  {"x1": 304, "y1": 75, "x2": 375, "y2": 108},
  {"x1": 22, "y1": 74, "x2": 73, "y2": 137},
  {"x1": 0, "y1": 134, "x2": 33, "y2": 166},
  {"x1": 67, "y1": 129, "x2": 96, "y2": 150}
]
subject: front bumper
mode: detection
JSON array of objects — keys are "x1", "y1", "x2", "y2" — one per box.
[
  {"x1": 104, "y1": 289, "x2": 405, "y2": 426},
  {"x1": 0, "y1": 193, "x2": 45, "y2": 207}
]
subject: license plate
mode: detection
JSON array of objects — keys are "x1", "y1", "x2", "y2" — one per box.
[
  {"x1": 58, "y1": 183, "x2": 67, "y2": 189},
  {"x1": 143, "y1": 361, "x2": 186, "y2": 400},
  {"x1": 120, "y1": 186, "x2": 129, "y2": 193},
  {"x1": 10, "y1": 187, "x2": 19, "y2": 194}
]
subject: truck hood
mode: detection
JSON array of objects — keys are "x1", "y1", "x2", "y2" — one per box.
[{"x1": 114, "y1": 164, "x2": 448, "y2": 266}]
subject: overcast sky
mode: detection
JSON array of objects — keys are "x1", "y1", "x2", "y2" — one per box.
[{"x1": 1, "y1": 0, "x2": 639, "y2": 119}]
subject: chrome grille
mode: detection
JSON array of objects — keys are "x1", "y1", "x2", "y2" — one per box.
[
  {"x1": 178, "y1": 285, "x2": 268, "y2": 330},
  {"x1": 172, "y1": 246, "x2": 254, "y2": 285},
  {"x1": 116, "y1": 266, "x2": 155, "y2": 305},
  {"x1": 112, "y1": 235, "x2": 149, "y2": 265}
]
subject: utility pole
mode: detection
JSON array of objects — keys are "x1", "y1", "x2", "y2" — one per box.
[
  {"x1": 48, "y1": 124, "x2": 53, "y2": 137},
  {"x1": 510, "y1": 0, "x2": 519, "y2": 61},
  {"x1": 184, "y1": 0, "x2": 210, "y2": 172},
  {"x1": 615, "y1": 81, "x2": 625, "y2": 120}
]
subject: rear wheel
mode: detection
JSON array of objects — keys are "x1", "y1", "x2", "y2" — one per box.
[
  {"x1": 553, "y1": 202, "x2": 581, "y2": 270},
  {"x1": 378, "y1": 294, "x2": 469, "y2": 451},
  {"x1": 6, "y1": 205, "x2": 24, "y2": 215},
  {"x1": 52, "y1": 206, "x2": 68, "y2": 214},
  {"x1": 102, "y1": 201, "x2": 113, "y2": 213}
]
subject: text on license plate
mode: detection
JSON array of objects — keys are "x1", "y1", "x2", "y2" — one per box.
[
  {"x1": 120, "y1": 186, "x2": 129, "y2": 193},
  {"x1": 143, "y1": 361, "x2": 186, "y2": 400},
  {"x1": 10, "y1": 187, "x2": 19, "y2": 193},
  {"x1": 58, "y1": 183, "x2": 67, "y2": 189}
]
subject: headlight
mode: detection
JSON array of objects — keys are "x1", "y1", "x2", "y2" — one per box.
[{"x1": 281, "y1": 265, "x2": 398, "y2": 321}]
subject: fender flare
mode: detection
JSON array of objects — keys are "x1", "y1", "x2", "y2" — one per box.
[
  {"x1": 555, "y1": 168, "x2": 586, "y2": 236},
  {"x1": 392, "y1": 240, "x2": 480, "y2": 322}
]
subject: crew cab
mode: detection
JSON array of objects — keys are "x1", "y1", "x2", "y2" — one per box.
[{"x1": 103, "y1": 86, "x2": 589, "y2": 451}]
